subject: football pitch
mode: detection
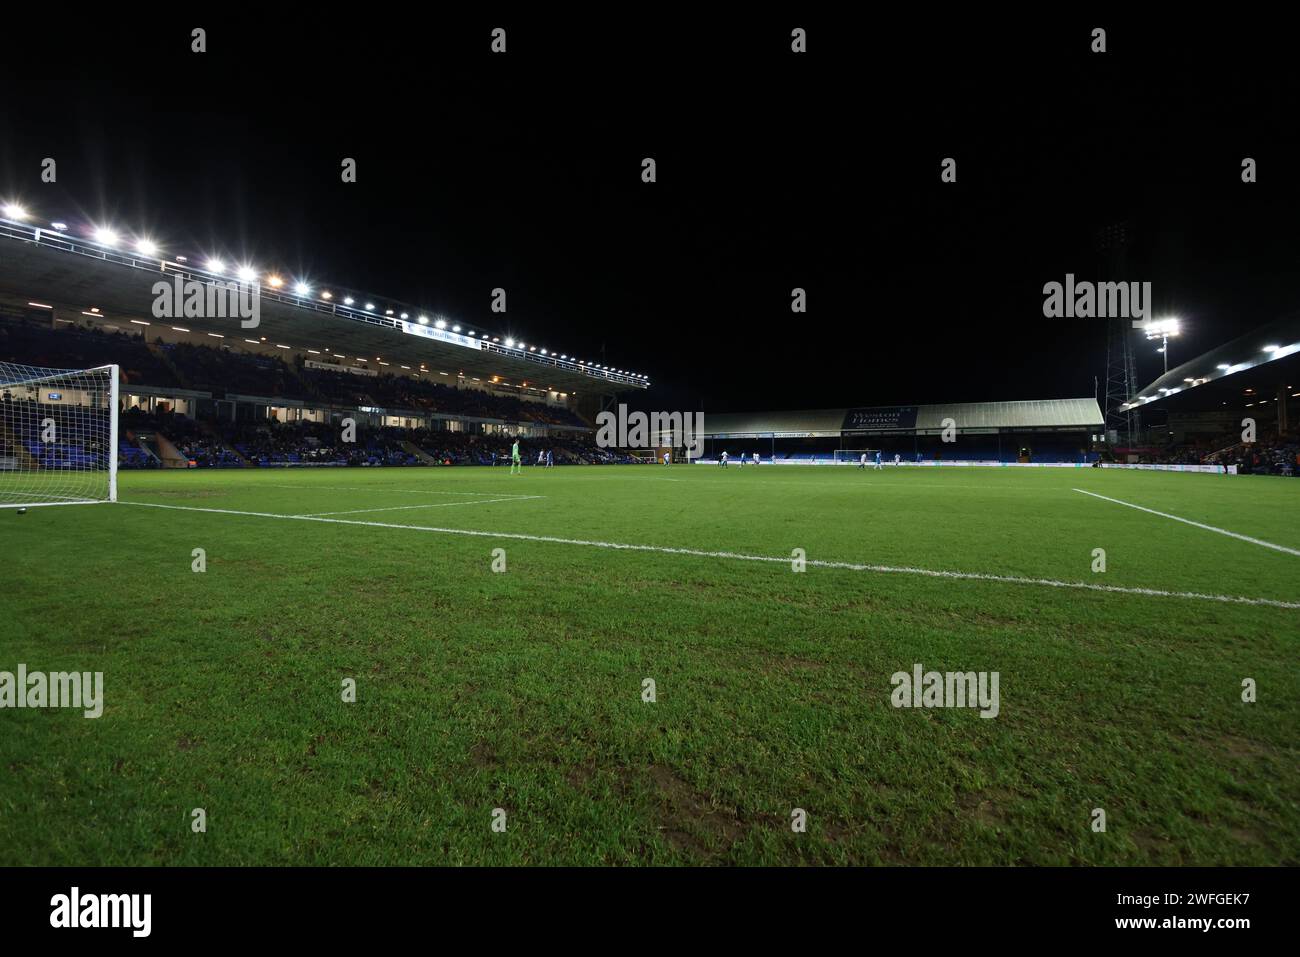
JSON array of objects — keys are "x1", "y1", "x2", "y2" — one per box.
[{"x1": 2, "y1": 464, "x2": 1297, "y2": 865}]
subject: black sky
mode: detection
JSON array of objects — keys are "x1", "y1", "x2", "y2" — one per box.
[{"x1": 2, "y1": 12, "x2": 1297, "y2": 414}]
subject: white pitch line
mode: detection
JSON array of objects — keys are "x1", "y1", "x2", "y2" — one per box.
[
  {"x1": 264, "y1": 484, "x2": 533, "y2": 498},
  {"x1": 300, "y1": 495, "x2": 544, "y2": 517},
  {"x1": 117, "y1": 500, "x2": 1300, "y2": 609},
  {"x1": 1072, "y1": 488, "x2": 1300, "y2": 557}
]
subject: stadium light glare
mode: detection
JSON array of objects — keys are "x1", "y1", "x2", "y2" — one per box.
[
  {"x1": 505, "y1": 338, "x2": 515, "y2": 347},
  {"x1": 418, "y1": 316, "x2": 428, "y2": 325},
  {"x1": 1263, "y1": 344, "x2": 1280, "y2": 352},
  {"x1": 435, "y1": 319, "x2": 448, "y2": 329},
  {"x1": 343, "y1": 296, "x2": 354, "y2": 305},
  {"x1": 135, "y1": 238, "x2": 158, "y2": 256},
  {"x1": 207, "y1": 257, "x2": 225, "y2": 274},
  {"x1": 50, "y1": 222, "x2": 68, "y2": 231},
  {"x1": 93, "y1": 226, "x2": 120, "y2": 246},
  {"x1": 294, "y1": 282, "x2": 310, "y2": 295},
  {"x1": 452, "y1": 325, "x2": 461, "y2": 332},
  {"x1": 267, "y1": 275, "x2": 283, "y2": 287},
  {"x1": 364, "y1": 303, "x2": 374, "y2": 311},
  {"x1": 322, "y1": 291, "x2": 333, "y2": 300},
  {"x1": 237, "y1": 265, "x2": 257, "y2": 282},
  {"x1": 1144, "y1": 317, "x2": 1181, "y2": 338},
  {"x1": 1217, "y1": 363, "x2": 1230, "y2": 370},
  {"x1": 3, "y1": 203, "x2": 27, "y2": 220}
]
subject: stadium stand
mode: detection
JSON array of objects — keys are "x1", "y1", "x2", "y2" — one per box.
[
  {"x1": 701, "y1": 399, "x2": 1106, "y2": 464},
  {"x1": 0, "y1": 314, "x2": 636, "y2": 469},
  {"x1": 163, "y1": 341, "x2": 311, "y2": 400},
  {"x1": 0, "y1": 317, "x2": 180, "y2": 387}
]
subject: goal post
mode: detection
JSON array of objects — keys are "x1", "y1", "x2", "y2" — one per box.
[
  {"x1": 0, "y1": 361, "x2": 119, "y2": 507},
  {"x1": 833, "y1": 449, "x2": 881, "y2": 465}
]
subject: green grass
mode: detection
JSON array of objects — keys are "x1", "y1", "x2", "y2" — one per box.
[{"x1": 1, "y1": 463, "x2": 1297, "y2": 865}]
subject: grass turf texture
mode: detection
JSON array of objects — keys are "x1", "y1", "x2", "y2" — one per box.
[{"x1": 1, "y1": 464, "x2": 1296, "y2": 866}]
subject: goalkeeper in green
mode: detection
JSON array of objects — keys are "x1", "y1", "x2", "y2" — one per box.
[{"x1": 511, "y1": 439, "x2": 522, "y2": 474}]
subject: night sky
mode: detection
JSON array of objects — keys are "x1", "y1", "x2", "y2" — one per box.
[{"x1": 3, "y1": 12, "x2": 1297, "y2": 414}]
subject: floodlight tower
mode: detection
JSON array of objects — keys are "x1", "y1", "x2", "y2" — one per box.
[
  {"x1": 1097, "y1": 221, "x2": 1139, "y2": 446},
  {"x1": 1145, "y1": 317, "x2": 1181, "y2": 374}
]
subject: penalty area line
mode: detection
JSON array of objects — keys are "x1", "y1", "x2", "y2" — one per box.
[
  {"x1": 1072, "y1": 488, "x2": 1300, "y2": 557},
  {"x1": 116, "y1": 500, "x2": 1300, "y2": 610}
]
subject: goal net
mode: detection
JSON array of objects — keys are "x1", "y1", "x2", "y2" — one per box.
[
  {"x1": 833, "y1": 449, "x2": 882, "y2": 464},
  {"x1": 0, "y1": 362, "x2": 119, "y2": 507}
]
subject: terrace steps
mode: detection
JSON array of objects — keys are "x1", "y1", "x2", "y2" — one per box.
[{"x1": 401, "y1": 440, "x2": 439, "y2": 465}]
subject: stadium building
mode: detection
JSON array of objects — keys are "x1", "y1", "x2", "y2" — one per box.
[
  {"x1": 700, "y1": 314, "x2": 1299, "y2": 476},
  {"x1": 700, "y1": 399, "x2": 1106, "y2": 464},
  {"x1": 0, "y1": 214, "x2": 649, "y2": 469},
  {"x1": 1114, "y1": 312, "x2": 1300, "y2": 474}
]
